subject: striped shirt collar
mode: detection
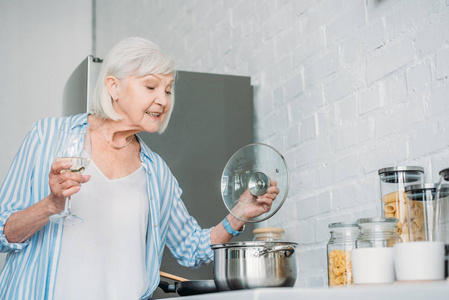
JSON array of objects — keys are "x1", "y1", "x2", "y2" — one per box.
[{"x1": 137, "y1": 135, "x2": 156, "y2": 165}]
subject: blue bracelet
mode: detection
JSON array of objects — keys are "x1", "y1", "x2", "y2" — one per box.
[{"x1": 222, "y1": 217, "x2": 244, "y2": 236}]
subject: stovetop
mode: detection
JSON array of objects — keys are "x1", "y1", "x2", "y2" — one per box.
[{"x1": 158, "y1": 282, "x2": 449, "y2": 300}]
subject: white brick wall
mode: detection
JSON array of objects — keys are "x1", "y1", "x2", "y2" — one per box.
[
  {"x1": 94, "y1": 0, "x2": 449, "y2": 288},
  {"x1": 436, "y1": 48, "x2": 449, "y2": 79}
]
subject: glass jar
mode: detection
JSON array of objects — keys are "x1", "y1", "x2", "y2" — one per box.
[
  {"x1": 378, "y1": 166, "x2": 425, "y2": 242},
  {"x1": 327, "y1": 222, "x2": 359, "y2": 287},
  {"x1": 352, "y1": 217, "x2": 402, "y2": 284},
  {"x1": 404, "y1": 183, "x2": 449, "y2": 242},
  {"x1": 252, "y1": 227, "x2": 285, "y2": 241},
  {"x1": 352, "y1": 218, "x2": 401, "y2": 284},
  {"x1": 432, "y1": 180, "x2": 449, "y2": 278},
  {"x1": 356, "y1": 217, "x2": 402, "y2": 248}
]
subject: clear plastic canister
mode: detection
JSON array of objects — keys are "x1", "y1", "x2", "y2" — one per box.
[
  {"x1": 327, "y1": 222, "x2": 359, "y2": 287},
  {"x1": 252, "y1": 227, "x2": 285, "y2": 241},
  {"x1": 378, "y1": 166, "x2": 425, "y2": 242}
]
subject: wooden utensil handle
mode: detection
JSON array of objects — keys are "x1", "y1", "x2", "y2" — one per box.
[{"x1": 159, "y1": 271, "x2": 189, "y2": 282}]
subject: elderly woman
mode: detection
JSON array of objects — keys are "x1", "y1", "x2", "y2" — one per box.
[{"x1": 0, "y1": 37, "x2": 279, "y2": 300}]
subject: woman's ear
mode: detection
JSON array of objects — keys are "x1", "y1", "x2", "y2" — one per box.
[{"x1": 105, "y1": 75, "x2": 120, "y2": 101}]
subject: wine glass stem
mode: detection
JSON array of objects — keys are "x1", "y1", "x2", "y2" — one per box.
[{"x1": 64, "y1": 197, "x2": 72, "y2": 214}]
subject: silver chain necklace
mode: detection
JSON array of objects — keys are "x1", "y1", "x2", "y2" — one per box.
[{"x1": 94, "y1": 116, "x2": 134, "y2": 150}]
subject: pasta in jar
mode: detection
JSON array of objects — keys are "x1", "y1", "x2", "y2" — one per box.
[
  {"x1": 328, "y1": 249, "x2": 353, "y2": 286},
  {"x1": 404, "y1": 183, "x2": 446, "y2": 242},
  {"x1": 382, "y1": 191, "x2": 425, "y2": 242},
  {"x1": 327, "y1": 222, "x2": 358, "y2": 287},
  {"x1": 378, "y1": 166, "x2": 425, "y2": 242}
]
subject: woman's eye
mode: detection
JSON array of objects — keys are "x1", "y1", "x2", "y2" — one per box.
[
  {"x1": 166, "y1": 91, "x2": 172, "y2": 95},
  {"x1": 147, "y1": 86, "x2": 155, "y2": 90}
]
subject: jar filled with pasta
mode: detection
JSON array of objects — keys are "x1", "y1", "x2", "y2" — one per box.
[
  {"x1": 404, "y1": 183, "x2": 449, "y2": 242},
  {"x1": 327, "y1": 222, "x2": 359, "y2": 287},
  {"x1": 378, "y1": 166, "x2": 425, "y2": 242}
]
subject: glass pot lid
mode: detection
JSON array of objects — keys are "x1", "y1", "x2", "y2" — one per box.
[{"x1": 221, "y1": 143, "x2": 289, "y2": 222}]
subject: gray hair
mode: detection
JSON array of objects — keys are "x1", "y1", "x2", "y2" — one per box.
[{"x1": 90, "y1": 37, "x2": 176, "y2": 134}]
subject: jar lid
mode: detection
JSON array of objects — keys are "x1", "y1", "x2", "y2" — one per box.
[
  {"x1": 378, "y1": 166, "x2": 424, "y2": 184},
  {"x1": 253, "y1": 227, "x2": 285, "y2": 234},
  {"x1": 404, "y1": 183, "x2": 449, "y2": 200},
  {"x1": 404, "y1": 183, "x2": 449, "y2": 191},
  {"x1": 356, "y1": 217, "x2": 399, "y2": 225},
  {"x1": 328, "y1": 222, "x2": 358, "y2": 229},
  {"x1": 439, "y1": 168, "x2": 449, "y2": 180},
  {"x1": 378, "y1": 166, "x2": 425, "y2": 175}
]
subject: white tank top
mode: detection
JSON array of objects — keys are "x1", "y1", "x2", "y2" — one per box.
[{"x1": 54, "y1": 161, "x2": 149, "y2": 300}]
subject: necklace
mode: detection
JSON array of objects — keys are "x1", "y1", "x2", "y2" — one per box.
[{"x1": 94, "y1": 116, "x2": 134, "y2": 150}]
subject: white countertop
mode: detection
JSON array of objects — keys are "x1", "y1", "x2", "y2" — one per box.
[{"x1": 159, "y1": 281, "x2": 449, "y2": 300}]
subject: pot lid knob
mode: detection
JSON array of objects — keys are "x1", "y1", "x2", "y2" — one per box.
[{"x1": 248, "y1": 172, "x2": 270, "y2": 196}]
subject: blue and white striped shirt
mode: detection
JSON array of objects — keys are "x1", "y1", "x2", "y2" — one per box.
[{"x1": 0, "y1": 113, "x2": 214, "y2": 299}]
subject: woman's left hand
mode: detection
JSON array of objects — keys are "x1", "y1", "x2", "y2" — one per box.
[
  {"x1": 210, "y1": 180, "x2": 279, "y2": 243},
  {"x1": 232, "y1": 179, "x2": 280, "y2": 221}
]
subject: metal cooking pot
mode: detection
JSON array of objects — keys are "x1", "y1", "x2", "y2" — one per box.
[{"x1": 211, "y1": 241, "x2": 298, "y2": 291}]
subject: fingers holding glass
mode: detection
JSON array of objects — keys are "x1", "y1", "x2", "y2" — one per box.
[{"x1": 49, "y1": 124, "x2": 91, "y2": 225}]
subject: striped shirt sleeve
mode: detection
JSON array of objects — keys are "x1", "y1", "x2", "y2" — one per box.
[
  {"x1": 155, "y1": 157, "x2": 214, "y2": 268},
  {"x1": 0, "y1": 122, "x2": 42, "y2": 252},
  {"x1": 165, "y1": 195, "x2": 214, "y2": 268}
]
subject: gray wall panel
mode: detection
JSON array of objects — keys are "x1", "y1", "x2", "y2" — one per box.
[{"x1": 144, "y1": 71, "x2": 254, "y2": 297}]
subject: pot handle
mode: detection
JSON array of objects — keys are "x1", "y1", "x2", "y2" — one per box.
[
  {"x1": 254, "y1": 245, "x2": 296, "y2": 257},
  {"x1": 158, "y1": 281, "x2": 177, "y2": 293}
]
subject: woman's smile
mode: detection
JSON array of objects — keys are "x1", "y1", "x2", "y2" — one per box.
[{"x1": 146, "y1": 111, "x2": 161, "y2": 117}]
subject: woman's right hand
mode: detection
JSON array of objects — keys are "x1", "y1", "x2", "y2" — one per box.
[
  {"x1": 48, "y1": 160, "x2": 90, "y2": 213},
  {"x1": 3, "y1": 160, "x2": 91, "y2": 243}
]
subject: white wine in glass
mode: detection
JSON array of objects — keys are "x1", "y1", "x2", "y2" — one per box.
[
  {"x1": 54, "y1": 157, "x2": 90, "y2": 174},
  {"x1": 50, "y1": 124, "x2": 91, "y2": 225}
]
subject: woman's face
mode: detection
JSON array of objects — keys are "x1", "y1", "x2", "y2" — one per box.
[{"x1": 111, "y1": 73, "x2": 174, "y2": 133}]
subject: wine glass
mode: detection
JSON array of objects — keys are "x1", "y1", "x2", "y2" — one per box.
[{"x1": 49, "y1": 123, "x2": 91, "y2": 225}]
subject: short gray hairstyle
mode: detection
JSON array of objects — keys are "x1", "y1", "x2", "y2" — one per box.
[{"x1": 90, "y1": 37, "x2": 176, "y2": 134}]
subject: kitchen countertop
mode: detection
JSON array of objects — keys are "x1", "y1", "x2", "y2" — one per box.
[{"x1": 158, "y1": 281, "x2": 449, "y2": 300}]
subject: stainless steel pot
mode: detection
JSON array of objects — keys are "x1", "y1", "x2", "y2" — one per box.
[{"x1": 211, "y1": 241, "x2": 298, "y2": 291}]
